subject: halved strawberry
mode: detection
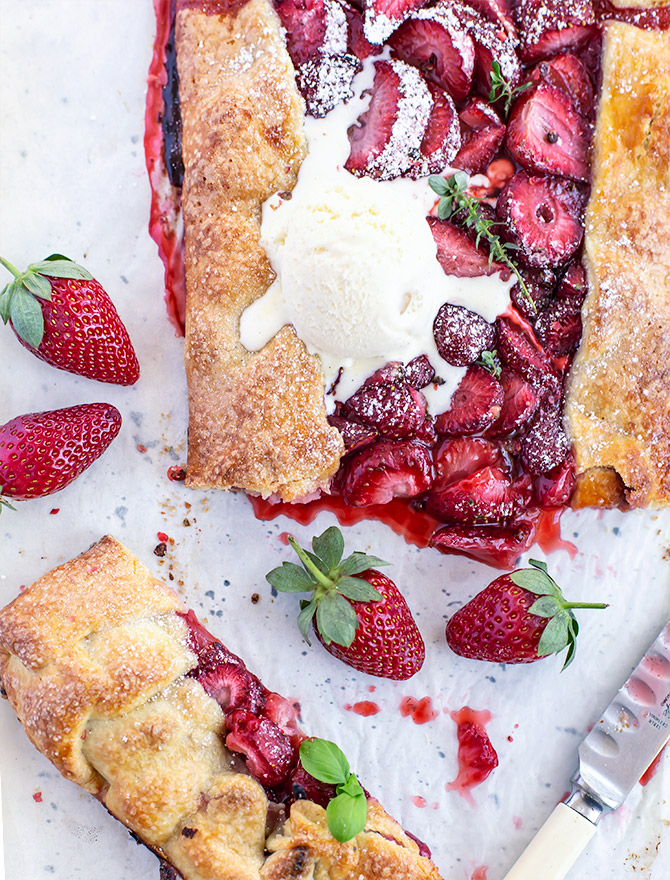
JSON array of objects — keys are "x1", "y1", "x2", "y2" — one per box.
[
  {"x1": 496, "y1": 171, "x2": 586, "y2": 268},
  {"x1": 425, "y1": 465, "x2": 531, "y2": 524},
  {"x1": 534, "y1": 297, "x2": 582, "y2": 356},
  {"x1": 433, "y1": 435, "x2": 505, "y2": 489},
  {"x1": 534, "y1": 456, "x2": 576, "y2": 506},
  {"x1": 514, "y1": 0, "x2": 597, "y2": 64},
  {"x1": 495, "y1": 317, "x2": 557, "y2": 390},
  {"x1": 196, "y1": 661, "x2": 266, "y2": 714},
  {"x1": 345, "y1": 58, "x2": 432, "y2": 180},
  {"x1": 556, "y1": 260, "x2": 588, "y2": 303},
  {"x1": 405, "y1": 354, "x2": 435, "y2": 389},
  {"x1": 388, "y1": 8, "x2": 476, "y2": 103},
  {"x1": 328, "y1": 415, "x2": 378, "y2": 452},
  {"x1": 435, "y1": 365, "x2": 504, "y2": 436},
  {"x1": 288, "y1": 764, "x2": 337, "y2": 807},
  {"x1": 429, "y1": 518, "x2": 535, "y2": 568},
  {"x1": 339, "y1": 0, "x2": 378, "y2": 59},
  {"x1": 520, "y1": 399, "x2": 571, "y2": 475},
  {"x1": 408, "y1": 84, "x2": 461, "y2": 179},
  {"x1": 509, "y1": 270, "x2": 554, "y2": 321},
  {"x1": 428, "y1": 215, "x2": 505, "y2": 278},
  {"x1": 485, "y1": 369, "x2": 540, "y2": 437},
  {"x1": 339, "y1": 439, "x2": 433, "y2": 505},
  {"x1": 452, "y1": 97, "x2": 506, "y2": 175},
  {"x1": 416, "y1": 415, "x2": 439, "y2": 447},
  {"x1": 298, "y1": 52, "x2": 362, "y2": 117},
  {"x1": 534, "y1": 53, "x2": 595, "y2": 119},
  {"x1": 363, "y1": 0, "x2": 427, "y2": 45},
  {"x1": 506, "y1": 81, "x2": 590, "y2": 182},
  {"x1": 225, "y1": 710, "x2": 296, "y2": 787},
  {"x1": 344, "y1": 375, "x2": 427, "y2": 438},
  {"x1": 433, "y1": 302, "x2": 496, "y2": 367},
  {"x1": 275, "y1": 0, "x2": 346, "y2": 66}
]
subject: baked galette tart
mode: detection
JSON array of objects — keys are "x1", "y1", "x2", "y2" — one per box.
[
  {"x1": 148, "y1": 0, "x2": 670, "y2": 568},
  {"x1": 0, "y1": 536, "x2": 442, "y2": 880}
]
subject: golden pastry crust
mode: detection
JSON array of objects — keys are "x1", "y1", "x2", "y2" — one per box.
[
  {"x1": 565, "y1": 23, "x2": 670, "y2": 508},
  {"x1": 177, "y1": 0, "x2": 344, "y2": 501},
  {"x1": 0, "y1": 537, "x2": 442, "y2": 880}
]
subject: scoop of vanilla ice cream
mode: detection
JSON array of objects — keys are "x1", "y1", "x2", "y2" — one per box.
[{"x1": 257, "y1": 172, "x2": 439, "y2": 359}]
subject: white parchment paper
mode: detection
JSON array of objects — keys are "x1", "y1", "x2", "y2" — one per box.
[{"x1": 0, "y1": 3, "x2": 669, "y2": 879}]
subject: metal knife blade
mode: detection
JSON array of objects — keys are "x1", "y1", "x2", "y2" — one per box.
[{"x1": 567, "y1": 619, "x2": 670, "y2": 823}]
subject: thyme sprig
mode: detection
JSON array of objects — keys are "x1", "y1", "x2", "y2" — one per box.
[
  {"x1": 489, "y1": 60, "x2": 533, "y2": 116},
  {"x1": 428, "y1": 172, "x2": 535, "y2": 314}
]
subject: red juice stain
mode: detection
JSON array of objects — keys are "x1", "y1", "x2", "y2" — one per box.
[
  {"x1": 446, "y1": 707, "x2": 498, "y2": 806},
  {"x1": 345, "y1": 701, "x2": 381, "y2": 717},
  {"x1": 471, "y1": 867, "x2": 488, "y2": 880},
  {"x1": 400, "y1": 696, "x2": 438, "y2": 724},
  {"x1": 157, "y1": 531, "x2": 169, "y2": 543},
  {"x1": 49, "y1": 508, "x2": 60, "y2": 515},
  {"x1": 167, "y1": 465, "x2": 187, "y2": 482},
  {"x1": 137, "y1": 444, "x2": 148, "y2": 453},
  {"x1": 278, "y1": 531, "x2": 291, "y2": 546},
  {"x1": 640, "y1": 746, "x2": 666, "y2": 786},
  {"x1": 513, "y1": 815, "x2": 523, "y2": 830},
  {"x1": 507, "y1": 735, "x2": 514, "y2": 742},
  {"x1": 368, "y1": 684, "x2": 376, "y2": 693},
  {"x1": 32, "y1": 791, "x2": 42, "y2": 803},
  {"x1": 412, "y1": 795, "x2": 427, "y2": 808}
]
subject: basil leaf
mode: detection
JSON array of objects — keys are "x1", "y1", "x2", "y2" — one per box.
[
  {"x1": 326, "y1": 791, "x2": 368, "y2": 842},
  {"x1": 299, "y1": 739, "x2": 350, "y2": 785}
]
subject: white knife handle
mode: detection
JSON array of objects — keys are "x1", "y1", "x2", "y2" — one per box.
[{"x1": 502, "y1": 803, "x2": 597, "y2": 880}]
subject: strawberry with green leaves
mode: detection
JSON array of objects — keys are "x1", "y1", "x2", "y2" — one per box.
[
  {"x1": 267, "y1": 526, "x2": 425, "y2": 680},
  {"x1": 0, "y1": 254, "x2": 139, "y2": 385},
  {"x1": 0, "y1": 403, "x2": 122, "y2": 510},
  {"x1": 445, "y1": 559, "x2": 607, "y2": 668},
  {"x1": 298, "y1": 738, "x2": 368, "y2": 842}
]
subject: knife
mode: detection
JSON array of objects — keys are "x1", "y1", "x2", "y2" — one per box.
[{"x1": 502, "y1": 619, "x2": 670, "y2": 880}]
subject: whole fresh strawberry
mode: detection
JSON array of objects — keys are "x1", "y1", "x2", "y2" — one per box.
[
  {"x1": 446, "y1": 559, "x2": 607, "y2": 668},
  {"x1": 0, "y1": 254, "x2": 139, "y2": 384},
  {"x1": 0, "y1": 403, "x2": 122, "y2": 508},
  {"x1": 266, "y1": 526, "x2": 425, "y2": 680}
]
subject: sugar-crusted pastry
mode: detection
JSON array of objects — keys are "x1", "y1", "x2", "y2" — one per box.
[
  {"x1": 565, "y1": 23, "x2": 670, "y2": 508},
  {"x1": 0, "y1": 536, "x2": 442, "y2": 880}
]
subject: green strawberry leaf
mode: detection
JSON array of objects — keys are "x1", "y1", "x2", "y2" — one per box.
[
  {"x1": 335, "y1": 577, "x2": 382, "y2": 603},
  {"x1": 0, "y1": 496, "x2": 17, "y2": 513},
  {"x1": 29, "y1": 257, "x2": 93, "y2": 280},
  {"x1": 297, "y1": 598, "x2": 317, "y2": 644},
  {"x1": 528, "y1": 596, "x2": 562, "y2": 618},
  {"x1": 0, "y1": 280, "x2": 17, "y2": 322},
  {"x1": 304, "y1": 548, "x2": 331, "y2": 576},
  {"x1": 311, "y1": 526, "x2": 344, "y2": 571},
  {"x1": 266, "y1": 561, "x2": 316, "y2": 592},
  {"x1": 509, "y1": 568, "x2": 560, "y2": 597},
  {"x1": 537, "y1": 612, "x2": 571, "y2": 657},
  {"x1": 299, "y1": 739, "x2": 350, "y2": 785},
  {"x1": 315, "y1": 592, "x2": 358, "y2": 646},
  {"x1": 529, "y1": 558, "x2": 549, "y2": 574},
  {"x1": 339, "y1": 551, "x2": 388, "y2": 576},
  {"x1": 22, "y1": 271, "x2": 52, "y2": 300},
  {"x1": 326, "y1": 791, "x2": 367, "y2": 842},
  {"x1": 10, "y1": 287, "x2": 44, "y2": 348}
]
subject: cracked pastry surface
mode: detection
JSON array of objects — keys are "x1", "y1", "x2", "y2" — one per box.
[
  {"x1": 0, "y1": 536, "x2": 442, "y2": 880},
  {"x1": 565, "y1": 22, "x2": 670, "y2": 508}
]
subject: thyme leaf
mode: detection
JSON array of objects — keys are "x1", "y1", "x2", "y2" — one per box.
[{"x1": 489, "y1": 60, "x2": 533, "y2": 117}]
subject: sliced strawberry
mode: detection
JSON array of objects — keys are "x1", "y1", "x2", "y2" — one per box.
[
  {"x1": 466, "y1": 0, "x2": 518, "y2": 40},
  {"x1": 452, "y1": 3, "x2": 522, "y2": 97},
  {"x1": 288, "y1": 764, "x2": 337, "y2": 808},
  {"x1": 328, "y1": 415, "x2": 378, "y2": 452},
  {"x1": 506, "y1": 81, "x2": 590, "y2": 182},
  {"x1": 225, "y1": 710, "x2": 296, "y2": 788},
  {"x1": 262, "y1": 692, "x2": 304, "y2": 744},
  {"x1": 405, "y1": 354, "x2": 435, "y2": 389},
  {"x1": 187, "y1": 636, "x2": 241, "y2": 671},
  {"x1": 520, "y1": 399, "x2": 571, "y2": 475},
  {"x1": 339, "y1": 439, "x2": 433, "y2": 506},
  {"x1": 429, "y1": 518, "x2": 535, "y2": 568},
  {"x1": 345, "y1": 58, "x2": 432, "y2": 180},
  {"x1": 275, "y1": 0, "x2": 347, "y2": 66},
  {"x1": 388, "y1": 8, "x2": 476, "y2": 103},
  {"x1": 485, "y1": 369, "x2": 540, "y2": 437},
  {"x1": 435, "y1": 365, "x2": 504, "y2": 435},
  {"x1": 514, "y1": 0, "x2": 597, "y2": 65},
  {"x1": 425, "y1": 465, "x2": 531, "y2": 524},
  {"x1": 452, "y1": 97, "x2": 506, "y2": 176},
  {"x1": 339, "y1": 0, "x2": 378, "y2": 59},
  {"x1": 534, "y1": 53, "x2": 595, "y2": 119},
  {"x1": 433, "y1": 435, "x2": 505, "y2": 489},
  {"x1": 534, "y1": 456, "x2": 576, "y2": 506},
  {"x1": 415, "y1": 415, "x2": 438, "y2": 447},
  {"x1": 428, "y1": 215, "x2": 505, "y2": 278},
  {"x1": 408, "y1": 84, "x2": 461, "y2": 179},
  {"x1": 556, "y1": 260, "x2": 588, "y2": 303},
  {"x1": 495, "y1": 317, "x2": 557, "y2": 390},
  {"x1": 297, "y1": 52, "x2": 361, "y2": 118},
  {"x1": 433, "y1": 302, "x2": 496, "y2": 367},
  {"x1": 496, "y1": 171, "x2": 586, "y2": 269},
  {"x1": 534, "y1": 297, "x2": 582, "y2": 356},
  {"x1": 362, "y1": 0, "x2": 427, "y2": 45},
  {"x1": 344, "y1": 375, "x2": 427, "y2": 438},
  {"x1": 196, "y1": 661, "x2": 266, "y2": 714},
  {"x1": 510, "y1": 270, "x2": 554, "y2": 321}
]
